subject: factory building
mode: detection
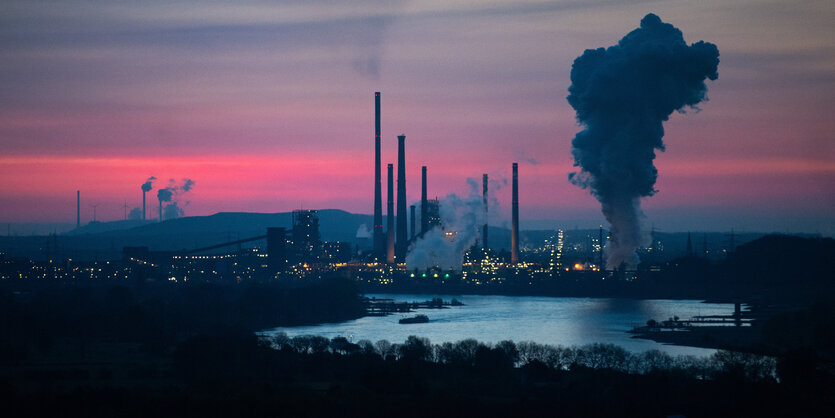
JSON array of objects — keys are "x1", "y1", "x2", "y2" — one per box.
[{"x1": 291, "y1": 210, "x2": 321, "y2": 265}]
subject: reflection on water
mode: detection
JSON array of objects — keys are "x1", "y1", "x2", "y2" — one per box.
[{"x1": 261, "y1": 294, "x2": 734, "y2": 357}]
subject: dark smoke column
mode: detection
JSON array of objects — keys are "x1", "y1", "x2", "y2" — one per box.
[
  {"x1": 511, "y1": 163, "x2": 519, "y2": 264},
  {"x1": 396, "y1": 135, "x2": 407, "y2": 261},
  {"x1": 373, "y1": 92, "x2": 385, "y2": 260},
  {"x1": 386, "y1": 163, "x2": 395, "y2": 264},
  {"x1": 567, "y1": 13, "x2": 719, "y2": 269}
]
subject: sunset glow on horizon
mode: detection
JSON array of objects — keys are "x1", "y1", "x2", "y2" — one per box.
[{"x1": 1, "y1": 0, "x2": 833, "y2": 235}]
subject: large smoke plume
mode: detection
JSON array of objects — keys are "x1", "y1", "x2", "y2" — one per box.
[
  {"x1": 567, "y1": 14, "x2": 719, "y2": 269},
  {"x1": 406, "y1": 178, "x2": 501, "y2": 270}
]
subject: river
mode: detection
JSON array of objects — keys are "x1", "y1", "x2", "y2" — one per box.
[{"x1": 261, "y1": 294, "x2": 735, "y2": 356}]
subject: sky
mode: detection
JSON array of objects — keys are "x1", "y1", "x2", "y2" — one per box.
[{"x1": 1, "y1": 0, "x2": 833, "y2": 235}]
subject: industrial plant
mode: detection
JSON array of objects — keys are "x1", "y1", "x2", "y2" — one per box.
[{"x1": 2, "y1": 92, "x2": 744, "y2": 289}]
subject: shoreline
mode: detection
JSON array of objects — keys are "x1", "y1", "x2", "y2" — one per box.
[{"x1": 630, "y1": 325, "x2": 768, "y2": 355}]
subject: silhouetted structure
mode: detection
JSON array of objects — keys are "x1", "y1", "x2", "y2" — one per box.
[
  {"x1": 425, "y1": 199, "x2": 441, "y2": 229},
  {"x1": 76, "y1": 190, "x2": 80, "y2": 228},
  {"x1": 322, "y1": 241, "x2": 351, "y2": 263},
  {"x1": 373, "y1": 92, "x2": 384, "y2": 260},
  {"x1": 511, "y1": 163, "x2": 519, "y2": 264},
  {"x1": 482, "y1": 174, "x2": 488, "y2": 250},
  {"x1": 266, "y1": 227, "x2": 287, "y2": 272},
  {"x1": 396, "y1": 134, "x2": 408, "y2": 261},
  {"x1": 386, "y1": 163, "x2": 395, "y2": 263},
  {"x1": 421, "y1": 166, "x2": 428, "y2": 237},
  {"x1": 292, "y1": 210, "x2": 321, "y2": 265},
  {"x1": 410, "y1": 205, "x2": 416, "y2": 241}
]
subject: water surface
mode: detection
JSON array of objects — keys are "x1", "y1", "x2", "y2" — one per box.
[{"x1": 262, "y1": 294, "x2": 733, "y2": 356}]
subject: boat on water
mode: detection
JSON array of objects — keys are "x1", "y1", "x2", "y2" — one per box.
[{"x1": 399, "y1": 314, "x2": 429, "y2": 324}]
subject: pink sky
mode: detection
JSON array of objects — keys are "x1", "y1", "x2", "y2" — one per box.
[{"x1": 1, "y1": 1, "x2": 833, "y2": 234}]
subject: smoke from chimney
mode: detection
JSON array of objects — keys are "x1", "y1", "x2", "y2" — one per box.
[
  {"x1": 155, "y1": 178, "x2": 194, "y2": 221},
  {"x1": 157, "y1": 188, "x2": 173, "y2": 203},
  {"x1": 567, "y1": 13, "x2": 719, "y2": 269},
  {"x1": 141, "y1": 176, "x2": 156, "y2": 220},
  {"x1": 406, "y1": 177, "x2": 499, "y2": 270}
]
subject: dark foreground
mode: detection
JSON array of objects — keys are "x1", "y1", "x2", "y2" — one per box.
[
  {"x1": 2, "y1": 278, "x2": 834, "y2": 417},
  {"x1": 2, "y1": 333, "x2": 834, "y2": 417}
]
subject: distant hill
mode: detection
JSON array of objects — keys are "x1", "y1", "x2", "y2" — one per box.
[
  {"x1": 69, "y1": 220, "x2": 151, "y2": 235},
  {"x1": 87, "y1": 210, "x2": 375, "y2": 251},
  {"x1": 0, "y1": 210, "x2": 819, "y2": 262}
]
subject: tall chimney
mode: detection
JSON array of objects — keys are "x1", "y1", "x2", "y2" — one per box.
[
  {"x1": 420, "y1": 166, "x2": 428, "y2": 237},
  {"x1": 482, "y1": 174, "x2": 488, "y2": 250},
  {"x1": 410, "y1": 205, "x2": 416, "y2": 241},
  {"x1": 76, "y1": 190, "x2": 80, "y2": 228},
  {"x1": 142, "y1": 190, "x2": 146, "y2": 221},
  {"x1": 386, "y1": 163, "x2": 395, "y2": 263},
  {"x1": 396, "y1": 135, "x2": 408, "y2": 260},
  {"x1": 159, "y1": 200, "x2": 163, "y2": 222},
  {"x1": 373, "y1": 92, "x2": 385, "y2": 260},
  {"x1": 511, "y1": 163, "x2": 520, "y2": 264}
]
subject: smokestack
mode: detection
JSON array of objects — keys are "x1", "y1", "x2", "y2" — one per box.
[
  {"x1": 482, "y1": 174, "x2": 488, "y2": 250},
  {"x1": 396, "y1": 135, "x2": 407, "y2": 260},
  {"x1": 511, "y1": 163, "x2": 519, "y2": 264},
  {"x1": 159, "y1": 200, "x2": 163, "y2": 222},
  {"x1": 373, "y1": 92, "x2": 384, "y2": 260},
  {"x1": 141, "y1": 178, "x2": 154, "y2": 221},
  {"x1": 386, "y1": 163, "x2": 395, "y2": 263},
  {"x1": 410, "y1": 205, "x2": 416, "y2": 241},
  {"x1": 420, "y1": 166, "x2": 427, "y2": 237},
  {"x1": 76, "y1": 190, "x2": 80, "y2": 228}
]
